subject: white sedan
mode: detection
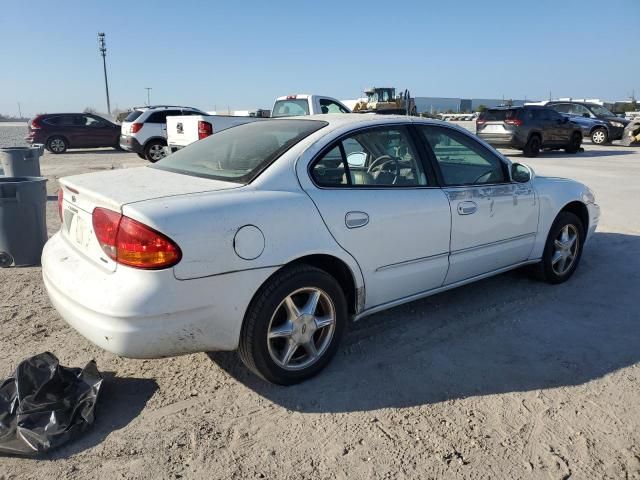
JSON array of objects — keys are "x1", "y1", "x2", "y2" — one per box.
[{"x1": 43, "y1": 114, "x2": 600, "y2": 384}]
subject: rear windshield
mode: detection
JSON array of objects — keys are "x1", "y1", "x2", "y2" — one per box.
[
  {"x1": 480, "y1": 109, "x2": 520, "y2": 121},
  {"x1": 153, "y1": 120, "x2": 327, "y2": 183},
  {"x1": 272, "y1": 99, "x2": 310, "y2": 118},
  {"x1": 124, "y1": 110, "x2": 143, "y2": 122}
]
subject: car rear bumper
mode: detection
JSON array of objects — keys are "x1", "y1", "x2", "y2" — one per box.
[
  {"x1": 119, "y1": 135, "x2": 143, "y2": 153},
  {"x1": 477, "y1": 133, "x2": 523, "y2": 149},
  {"x1": 42, "y1": 232, "x2": 277, "y2": 358}
]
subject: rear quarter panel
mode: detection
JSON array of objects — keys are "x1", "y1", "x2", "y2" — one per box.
[{"x1": 122, "y1": 187, "x2": 363, "y2": 285}]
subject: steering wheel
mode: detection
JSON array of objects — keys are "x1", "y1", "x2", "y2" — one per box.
[
  {"x1": 367, "y1": 155, "x2": 400, "y2": 184},
  {"x1": 472, "y1": 169, "x2": 495, "y2": 184}
]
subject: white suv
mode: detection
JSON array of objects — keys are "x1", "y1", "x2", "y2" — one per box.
[{"x1": 120, "y1": 105, "x2": 206, "y2": 161}]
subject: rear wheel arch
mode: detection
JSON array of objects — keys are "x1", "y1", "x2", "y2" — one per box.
[
  {"x1": 527, "y1": 131, "x2": 542, "y2": 143},
  {"x1": 250, "y1": 254, "x2": 360, "y2": 318},
  {"x1": 142, "y1": 137, "x2": 167, "y2": 149},
  {"x1": 46, "y1": 134, "x2": 70, "y2": 146}
]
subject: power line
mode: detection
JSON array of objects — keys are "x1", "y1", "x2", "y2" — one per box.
[{"x1": 98, "y1": 33, "x2": 111, "y2": 115}]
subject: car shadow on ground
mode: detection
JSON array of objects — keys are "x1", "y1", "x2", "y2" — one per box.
[
  {"x1": 45, "y1": 149, "x2": 130, "y2": 156},
  {"x1": 209, "y1": 231, "x2": 640, "y2": 413},
  {"x1": 44, "y1": 373, "x2": 157, "y2": 458}
]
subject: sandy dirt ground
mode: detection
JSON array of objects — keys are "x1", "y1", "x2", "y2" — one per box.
[{"x1": 1, "y1": 125, "x2": 639, "y2": 479}]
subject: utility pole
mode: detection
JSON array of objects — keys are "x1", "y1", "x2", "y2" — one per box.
[
  {"x1": 97, "y1": 33, "x2": 111, "y2": 115},
  {"x1": 145, "y1": 87, "x2": 152, "y2": 106},
  {"x1": 17, "y1": 102, "x2": 22, "y2": 119}
]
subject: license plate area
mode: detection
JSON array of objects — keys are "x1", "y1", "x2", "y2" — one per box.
[
  {"x1": 61, "y1": 203, "x2": 117, "y2": 272},
  {"x1": 483, "y1": 124, "x2": 504, "y2": 133}
]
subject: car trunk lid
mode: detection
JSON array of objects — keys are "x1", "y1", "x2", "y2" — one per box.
[{"x1": 59, "y1": 167, "x2": 240, "y2": 271}]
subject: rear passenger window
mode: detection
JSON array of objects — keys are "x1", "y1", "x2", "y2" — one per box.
[
  {"x1": 319, "y1": 99, "x2": 349, "y2": 114},
  {"x1": 146, "y1": 110, "x2": 182, "y2": 123},
  {"x1": 419, "y1": 126, "x2": 506, "y2": 186},
  {"x1": 311, "y1": 126, "x2": 428, "y2": 187},
  {"x1": 312, "y1": 146, "x2": 348, "y2": 186},
  {"x1": 552, "y1": 104, "x2": 571, "y2": 114}
]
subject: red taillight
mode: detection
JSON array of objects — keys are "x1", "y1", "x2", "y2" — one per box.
[
  {"x1": 92, "y1": 207, "x2": 181, "y2": 269},
  {"x1": 30, "y1": 115, "x2": 43, "y2": 130},
  {"x1": 476, "y1": 118, "x2": 486, "y2": 126},
  {"x1": 505, "y1": 118, "x2": 523, "y2": 126},
  {"x1": 57, "y1": 189, "x2": 64, "y2": 221},
  {"x1": 130, "y1": 122, "x2": 143, "y2": 134},
  {"x1": 198, "y1": 121, "x2": 213, "y2": 140}
]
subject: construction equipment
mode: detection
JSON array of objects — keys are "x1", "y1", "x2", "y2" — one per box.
[{"x1": 352, "y1": 87, "x2": 417, "y2": 116}]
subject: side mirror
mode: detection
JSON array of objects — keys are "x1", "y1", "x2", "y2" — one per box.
[
  {"x1": 582, "y1": 113, "x2": 590, "y2": 118},
  {"x1": 346, "y1": 152, "x2": 367, "y2": 167},
  {"x1": 511, "y1": 163, "x2": 533, "y2": 183}
]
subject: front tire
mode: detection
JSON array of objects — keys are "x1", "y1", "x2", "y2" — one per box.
[
  {"x1": 565, "y1": 132, "x2": 582, "y2": 153},
  {"x1": 144, "y1": 140, "x2": 167, "y2": 162},
  {"x1": 238, "y1": 265, "x2": 348, "y2": 385},
  {"x1": 46, "y1": 136, "x2": 68, "y2": 154},
  {"x1": 536, "y1": 212, "x2": 584, "y2": 284},
  {"x1": 591, "y1": 128, "x2": 608, "y2": 145},
  {"x1": 523, "y1": 135, "x2": 541, "y2": 157}
]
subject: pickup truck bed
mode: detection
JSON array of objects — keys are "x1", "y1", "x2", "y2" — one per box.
[{"x1": 167, "y1": 115, "x2": 265, "y2": 151}]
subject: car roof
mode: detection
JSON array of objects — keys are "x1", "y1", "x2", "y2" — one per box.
[
  {"x1": 134, "y1": 105, "x2": 202, "y2": 112},
  {"x1": 271, "y1": 113, "x2": 470, "y2": 131}
]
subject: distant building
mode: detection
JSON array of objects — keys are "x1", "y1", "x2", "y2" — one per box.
[{"x1": 414, "y1": 97, "x2": 533, "y2": 113}]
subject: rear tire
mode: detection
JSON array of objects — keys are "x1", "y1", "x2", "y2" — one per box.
[
  {"x1": 523, "y1": 135, "x2": 541, "y2": 157},
  {"x1": 565, "y1": 132, "x2": 582, "y2": 153},
  {"x1": 534, "y1": 212, "x2": 584, "y2": 284},
  {"x1": 591, "y1": 128, "x2": 608, "y2": 145},
  {"x1": 46, "y1": 136, "x2": 67, "y2": 154},
  {"x1": 238, "y1": 264, "x2": 348, "y2": 385},
  {"x1": 144, "y1": 140, "x2": 167, "y2": 163}
]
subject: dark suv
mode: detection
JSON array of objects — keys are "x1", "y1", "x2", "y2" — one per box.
[
  {"x1": 476, "y1": 106, "x2": 582, "y2": 157},
  {"x1": 546, "y1": 101, "x2": 630, "y2": 144},
  {"x1": 25, "y1": 113, "x2": 121, "y2": 154}
]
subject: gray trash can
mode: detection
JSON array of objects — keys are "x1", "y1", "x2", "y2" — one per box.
[
  {"x1": 0, "y1": 146, "x2": 43, "y2": 177},
  {"x1": 0, "y1": 177, "x2": 48, "y2": 267}
]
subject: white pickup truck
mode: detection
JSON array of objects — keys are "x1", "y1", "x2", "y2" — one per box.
[
  {"x1": 167, "y1": 94, "x2": 350, "y2": 151},
  {"x1": 166, "y1": 114, "x2": 265, "y2": 152}
]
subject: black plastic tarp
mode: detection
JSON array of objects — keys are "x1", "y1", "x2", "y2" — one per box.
[{"x1": 0, "y1": 352, "x2": 102, "y2": 455}]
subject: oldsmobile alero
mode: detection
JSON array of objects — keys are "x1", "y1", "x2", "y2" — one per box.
[{"x1": 42, "y1": 114, "x2": 600, "y2": 384}]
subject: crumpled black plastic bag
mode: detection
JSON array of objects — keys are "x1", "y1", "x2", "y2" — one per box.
[{"x1": 0, "y1": 352, "x2": 103, "y2": 455}]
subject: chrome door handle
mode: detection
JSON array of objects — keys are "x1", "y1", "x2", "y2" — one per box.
[
  {"x1": 345, "y1": 211, "x2": 369, "y2": 229},
  {"x1": 457, "y1": 201, "x2": 477, "y2": 215}
]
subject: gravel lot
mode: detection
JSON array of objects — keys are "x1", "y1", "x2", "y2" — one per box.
[{"x1": 1, "y1": 123, "x2": 639, "y2": 479}]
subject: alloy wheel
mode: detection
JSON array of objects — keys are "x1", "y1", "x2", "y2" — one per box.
[
  {"x1": 267, "y1": 287, "x2": 336, "y2": 371},
  {"x1": 592, "y1": 130, "x2": 606, "y2": 144},
  {"x1": 148, "y1": 144, "x2": 166, "y2": 161},
  {"x1": 551, "y1": 224, "x2": 579, "y2": 276},
  {"x1": 50, "y1": 139, "x2": 66, "y2": 153}
]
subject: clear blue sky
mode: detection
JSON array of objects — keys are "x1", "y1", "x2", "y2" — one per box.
[{"x1": 1, "y1": 0, "x2": 638, "y2": 116}]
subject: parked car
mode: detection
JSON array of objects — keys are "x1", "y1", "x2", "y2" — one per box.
[
  {"x1": 557, "y1": 111, "x2": 610, "y2": 144},
  {"x1": 546, "y1": 101, "x2": 630, "y2": 144},
  {"x1": 271, "y1": 94, "x2": 350, "y2": 118},
  {"x1": 476, "y1": 106, "x2": 583, "y2": 157},
  {"x1": 43, "y1": 115, "x2": 599, "y2": 385},
  {"x1": 119, "y1": 105, "x2": 206, "y2": 161},
  {"x1": 25, "y1": 113, "x2": 121, "y2": 154}
]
